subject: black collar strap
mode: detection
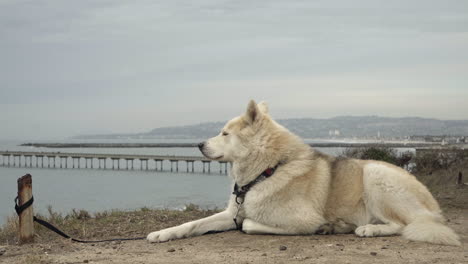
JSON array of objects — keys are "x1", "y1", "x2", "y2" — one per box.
[{"x1": 232, "y1": 164, "x2": 279, "y2": 205}]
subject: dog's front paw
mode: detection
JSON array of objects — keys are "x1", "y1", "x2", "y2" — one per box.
[
  {"x1": 147, "y1": 229, "x2": 178, "y2": 243},
  {"x1": 147, "y1": 231, "x2": 164, "y2": 243}
]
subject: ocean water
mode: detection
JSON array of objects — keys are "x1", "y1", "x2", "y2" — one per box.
[
  {"x1": 0, "y1": 139, "x2": 231, "y2": 225},
  {"x1": 0, "y1": 139, "x2": 411, "y2": 226}
]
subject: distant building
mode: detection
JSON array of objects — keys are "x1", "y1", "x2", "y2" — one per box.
[
  {"x1": 410, "y1": 135, "x2": 467, "y2": 144},
  {"x1": 329, "y1": 129, "x2": 341, "y2": 137}
]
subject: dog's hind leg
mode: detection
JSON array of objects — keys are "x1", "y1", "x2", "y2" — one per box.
[
  {"x1": 356, "y1": 163, "x2": 425, "y2": 238},
  {"x1": 359, "y1": 163, "x2": 460, "y2": 245},
  {"x1": 355, "y1": 222, "x2": 403, "y2": 237},
  {"x1": 354, "y1": 164, "x2": 410, "y2": 238},
  {"x1": 354, "y1": 200, "x2": 405, "y2": 237}
]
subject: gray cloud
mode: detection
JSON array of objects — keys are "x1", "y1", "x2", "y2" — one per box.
[{"x1": 0, "y1": 0, "x2": 467, "y2": 139}]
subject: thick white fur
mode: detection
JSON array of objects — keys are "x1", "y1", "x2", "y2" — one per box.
[
  {"x1": 358, "y1": 163, "x2": 460, "y2": 245},
  {"x1": 147, "y1": 100, "x2": 461, "y2": 246}
]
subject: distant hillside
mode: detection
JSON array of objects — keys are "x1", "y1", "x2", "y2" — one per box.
[{"x1": 73, "y1": 116, "x2": 468, "y2": 140}]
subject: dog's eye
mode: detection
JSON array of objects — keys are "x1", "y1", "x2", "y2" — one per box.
[{"x1": 222, "y1": 131, "x2": 229, "y2": 136}]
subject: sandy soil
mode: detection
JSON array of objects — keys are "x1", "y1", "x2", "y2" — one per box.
[
  {"x1": 0, "y1": 206, "x2": 466, "y2": 264},
  {"x1": 2, "y1": 160, "x2": 468, "y2": 264}
]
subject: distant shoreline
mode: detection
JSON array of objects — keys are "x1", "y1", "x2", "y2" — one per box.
[
  {"x1": 20, "y1": 143, "x2": 200, "y2": 148},
  {"x1": 20, "y1": 142, "x2": 439, "y2": 148}
]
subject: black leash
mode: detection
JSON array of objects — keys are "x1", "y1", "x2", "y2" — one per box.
[{"x1": 15, "y1": 196, "x2": 146, "y2": 243}]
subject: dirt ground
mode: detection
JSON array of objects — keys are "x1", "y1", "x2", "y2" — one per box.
[
  {"x1": 0, "y1": 206, "x2": 468, "y2": 264},
  {"x1": 0, "y1": 208, "x2": 466, "y2": 264},
  {"x1": 1, "y1": 163, "x2": 468, "y2": 264}
]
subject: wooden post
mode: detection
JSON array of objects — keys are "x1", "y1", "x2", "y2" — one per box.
[
  {"x1": 17, "y1": 174, "x2": 34, "y2": 244},
  {"x1": 457, "y1": 172, "x2": 463, "y2": 185}
]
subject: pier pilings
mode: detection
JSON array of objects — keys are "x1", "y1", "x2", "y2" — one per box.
[{"x1": 0, "y1": 151, "x2": 229, "y2": 174}]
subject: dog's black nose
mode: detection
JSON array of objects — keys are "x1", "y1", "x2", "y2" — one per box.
[{"x1": 198, "y1": 142, "x2": 205, "y2": 150}]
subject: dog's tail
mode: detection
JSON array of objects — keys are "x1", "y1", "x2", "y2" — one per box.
[{"x1": 402, "y1": 213, "x2": 461, "y2": 246}]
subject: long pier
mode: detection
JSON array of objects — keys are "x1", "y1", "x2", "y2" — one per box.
[
  {"x1": 0, "y1": 151, "x2": 229, "y2": 174},
  {"x1": 20, "y1": 142, "x2": 438, "y2": 148}
]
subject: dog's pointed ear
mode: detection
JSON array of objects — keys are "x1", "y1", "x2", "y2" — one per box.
[
  {"x1": 245, "y1": 99, "x2": 260, "y2": 124},
  {"x1": 258, "y1": 101, "x2": 269, "y2": 115}
]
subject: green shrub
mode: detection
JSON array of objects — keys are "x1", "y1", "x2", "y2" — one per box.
[{"x1": 341, "y1": 147, "x2": 400, "y2": 165}]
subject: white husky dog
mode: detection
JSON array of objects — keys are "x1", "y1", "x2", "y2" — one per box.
[{"x1": 147, "y1": 100, "x2": 460, "y2": 246}]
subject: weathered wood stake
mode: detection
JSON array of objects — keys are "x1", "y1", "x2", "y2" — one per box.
[
  {"x1": 457, "y1": 171, "x2": 463, "y2": 185},
  {"x1": 17, "y1": 174, "x2": 34, "y2": 244}
]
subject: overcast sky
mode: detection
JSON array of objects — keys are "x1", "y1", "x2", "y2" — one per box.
[{"x1": 1, "y1": 0, "x2": 467, "y2": 140}]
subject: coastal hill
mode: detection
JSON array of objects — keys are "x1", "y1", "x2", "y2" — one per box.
[{"x1": 73, "y1": 116, "x2": 468, "y2": 140}]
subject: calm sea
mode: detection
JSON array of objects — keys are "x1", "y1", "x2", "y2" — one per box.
[
  {"x1": 0, "y1": 139, "x2": 407, "y2": 226},
  {"x1": 0, "y1": 139, "x2": 227, "y2": 226}
]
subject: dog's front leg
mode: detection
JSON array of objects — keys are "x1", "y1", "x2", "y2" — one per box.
[
  {"x1": 147, "y1": 209, "x2": 236, "y2": 243},
  {"x1": 242, "y1": 219, "x2": 299, "y2": 235}
]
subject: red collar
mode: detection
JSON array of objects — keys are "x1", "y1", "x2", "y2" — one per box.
[{"x1": 232, "y1": 164, "x2": 279, "y2": 205}]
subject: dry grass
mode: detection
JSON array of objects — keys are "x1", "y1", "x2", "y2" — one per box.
[
  {"x1": 414, "y1": 159, "x2": 468, "y2": 209},
  {"x1": 0, "y1": 215, "x2": 18, "y2": 245},
  {"x1": 0, "y1": 204, "x2": 220, "y2": 245},
  {"x1": 413, "y1": 148, "x2": 468, "y2": 173}
]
